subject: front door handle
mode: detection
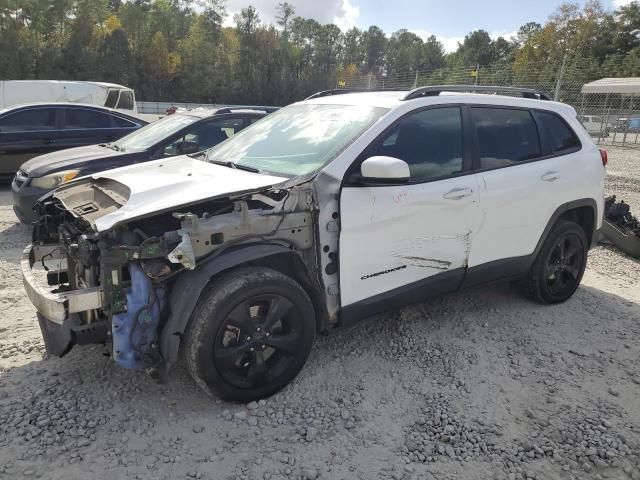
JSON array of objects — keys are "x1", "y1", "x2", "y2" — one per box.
[
  {"x1": 43, "y1": 139, "x2": 55, "y2": 145},
  {"x1": 443, "y1": 187, "x2": 473, "y2": 200},
  {"x1": 541, "y1": 171, "x2": 559, "y2": 182}
]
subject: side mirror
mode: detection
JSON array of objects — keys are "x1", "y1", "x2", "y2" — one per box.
[
  {"x1": 176, "y1": 141, "x2": 199, "y2": 155},
  {"x1": 360, "y1": 156, "x2": 410, "y2": 182}
]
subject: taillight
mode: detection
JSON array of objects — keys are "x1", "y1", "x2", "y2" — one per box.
[{"x1": 599, "y1": 149, "x2": 608, "y2": 167}]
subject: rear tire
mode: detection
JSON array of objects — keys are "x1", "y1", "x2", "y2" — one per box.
[
  {"x1": 522, "y1": 221, "x2": 588, "y2": 304},
  {"x1": 184, "y1": 266, "x2": 315, "y2": 401}
]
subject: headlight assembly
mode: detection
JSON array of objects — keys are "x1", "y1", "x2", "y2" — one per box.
[{"x1": 30, "y1": 170, "x2": 80, "y2": 189}]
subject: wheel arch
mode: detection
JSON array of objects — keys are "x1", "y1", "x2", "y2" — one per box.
[
  {"x1": 532, "y1": 198, "x2": 598, "y2": 264},
  {"x1": 158, "y1": 243, "x2": 326, "y2": 375}
]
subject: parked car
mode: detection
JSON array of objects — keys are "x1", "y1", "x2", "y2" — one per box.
[
  {"x1": 22, "y1": 86, "x2": 605, "y2": 401},
  {"x1": 577, "y1": 114, "x2": 612, "y2": 136},
  {"x1": 0, "y1": 80, "x2": 137, "y2": 112},
  {"x1": 12, "y1": 106, "x2": 274, "y2": 223},
  {"x1": 612, "y1": 116, "x2": 640, "y2": 133},
  {"x1": 0, "y1": 103, "x2": 145, "y2": 178}
]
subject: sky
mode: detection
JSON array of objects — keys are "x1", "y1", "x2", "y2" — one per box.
[{"x1": 223, "y1": 0, "x2": 638, "y2": 52}]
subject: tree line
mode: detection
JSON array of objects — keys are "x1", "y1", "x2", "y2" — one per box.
[{"x1": 0, "y1": 0, "x2": 639, "y2": 105}]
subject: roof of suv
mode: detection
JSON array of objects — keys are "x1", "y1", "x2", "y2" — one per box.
[{"x1": 302, "y1": 90, "x2": 577, "y2": 117}]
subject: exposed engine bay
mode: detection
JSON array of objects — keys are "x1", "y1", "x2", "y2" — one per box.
[{"x1": 31, "y1": 175, "x2": 320, "y2": 373}]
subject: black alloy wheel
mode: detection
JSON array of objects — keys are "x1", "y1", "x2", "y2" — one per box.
[
  {"x1": 185, "y1": 267, "x2": 315, "y2": 401},
  {"x1": 522, "y1": 220, "x2": 588, "y2": 304},
  {"x1": 214, "y1": 294, "x2": 303, "y2": 390},
  {"x1": 545, "y1": 233, "x2": 584, "y2": 298}
]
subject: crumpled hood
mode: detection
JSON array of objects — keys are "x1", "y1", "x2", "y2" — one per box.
[
  {"x1": 20, "y1": 145, "x2": 124, "y2": 177},
  {"x1": 82, "y1": 156, "x2": 288, "y2": 232}
]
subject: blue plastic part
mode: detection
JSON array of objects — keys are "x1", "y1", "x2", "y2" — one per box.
[{"x1": 112, "y1": 263, "x2": 166, "y2": 370}]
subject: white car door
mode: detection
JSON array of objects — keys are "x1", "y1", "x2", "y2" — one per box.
[
  {"x1": 466, "y1": 106, "x2": 584, "y2": 279},
  {"x1": 338, "y1": 106, "x2": 482, "y2": 312}
]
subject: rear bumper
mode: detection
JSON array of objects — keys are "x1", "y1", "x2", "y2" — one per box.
[{"x1": 21, "y1": 244, "x2": 104, "y2": 325}]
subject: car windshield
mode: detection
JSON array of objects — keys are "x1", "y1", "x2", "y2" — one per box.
[
  {"x1": 113, "y1": 114, "x2": 199, "y2": 151},
  {"x1": 205, "y1": 104, "x2": 388, "y2": 177}
]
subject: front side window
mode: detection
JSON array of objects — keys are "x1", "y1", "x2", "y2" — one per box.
[
  {"x1": 206, "y1": 104, "x2": 388, "y2": 177},
  {"x1": 0, "y1": 108, "x2": 57, "y2": 132},
  {"x1": 64, "y1": 108, "x2": 111, "y2": 129},
  {"x1": 367, "y1": 107, "x2": 463, "y2": 181},
  {"x1": 534, "y1": 111, "x2": 580, "y2": 154},
  {"x1": 113, "y1": 114, "x2": 199, "y2": 151},
  {"x1": 163, "y1": 118, "x2": 243, "y2": 156},
  {"x1": 472, "y1": 107, "x2": 541, "y2": 169}
]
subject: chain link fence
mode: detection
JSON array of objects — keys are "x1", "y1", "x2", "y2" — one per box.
[{"x1": 338, "y1": 61, "x2": 640, "y2": 148}]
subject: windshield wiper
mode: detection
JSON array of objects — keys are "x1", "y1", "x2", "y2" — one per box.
[{"x1": 209, "y1": 159, "x2": 259, "y2": 173}]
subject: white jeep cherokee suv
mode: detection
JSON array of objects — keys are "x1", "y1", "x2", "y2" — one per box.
[{"x1": 23, "y1": 86, "x2": 606, "y2": 401}]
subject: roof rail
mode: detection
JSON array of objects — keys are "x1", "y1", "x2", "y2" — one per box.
[
  {"x1": 305, "y1": 88, "x2": 397, "y2": 100},
  {"x1": 216, "y1": 106, "x2": 279, "y2": 114},
  {"x1": 401, "y1": 85, "x2": 551, "y2": 101}
]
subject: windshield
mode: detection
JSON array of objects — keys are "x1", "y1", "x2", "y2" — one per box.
[
  {"x1": 113, "y1": 114, "x2": 199, "y2": 151},
  {"x1": 205, "y1": 104, "x2": 387, "y2": 176}
]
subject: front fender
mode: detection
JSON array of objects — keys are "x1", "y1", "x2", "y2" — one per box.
[{"x1": 158, "y1": 243, "x2": 294, "y2": 373}]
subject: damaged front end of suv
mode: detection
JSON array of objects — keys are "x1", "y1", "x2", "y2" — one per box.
[
  {"x1": 22, "y1": 102, "x2": 386, "y2": 400},
  {"x1": 24, "y1": 160, "x2": 326, "y2": 379}
]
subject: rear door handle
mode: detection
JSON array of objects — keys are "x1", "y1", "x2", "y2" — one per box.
[
  {"x1": 443, "y1": 187, "x2": 473, "y2": 200},
  {"x1": 541, "y1": 171, "x2": 559, "y2": 182},
  {"x1": 43, "y1": 139, "x2": 55, "y2": 145}
]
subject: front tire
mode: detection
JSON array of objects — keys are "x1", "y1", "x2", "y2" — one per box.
[
  {"x1": 184, "y1": 267, "x2": 315, "y2": 401},
  {"x1": 522, "y1": 221, "x2": 588, "y2": 304}
]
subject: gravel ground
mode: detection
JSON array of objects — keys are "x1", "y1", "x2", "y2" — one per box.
[{"x1": 1, "y1": 147, "x2": 640, "y2": 480}]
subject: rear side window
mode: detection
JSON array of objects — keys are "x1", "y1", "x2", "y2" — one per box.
[
  {"x1": 116, "y1": 91, "x2": 134, "y2": 110},
  {"x1": 533, "y1": 111, "x2": 580, "y2": 154},
  {"x1": 64, "y1": 108, "x2": 111, "y2": 129},
  {"x1": 0, "y1": 108, "x2": 57, "y2": 131},
  {"x1": 105, "y1": 89, "x2": 119, "y2": 108},
  {"x1": 368, "y1": 107, "x2": 463, "y2": 181},
  {"x1": 162, "y1": 117, "x2": 245, "y2": 157},
  {"x1": 471, "y1": 107, "x2": 541, "y2": 169},
  {"x1": 113, "y1": 116, "x2": 138, "y2": 128}
]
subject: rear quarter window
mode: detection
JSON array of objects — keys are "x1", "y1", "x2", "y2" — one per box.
[
  {"x1": 113, "y1": 115, "x2": 138, "y2": 128},
  {"x1": 533, "y1": 110, "x2": 581, "y2": 154}
]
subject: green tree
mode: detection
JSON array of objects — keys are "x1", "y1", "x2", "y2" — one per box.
[
  {"x1": 342, "y1": 27, "x2": 363, "y2": 67},
  {"x1": 455, "y1": 29, "x2": 495, "y2": 66},
  {"x1": 276, "y1": 2, "x2": 295, "y2": 40},
  {"x1": 142, "y1": 31, "x2": 180, "y2": 99},
  {"x1": 386, "y1": 30, "x2": 423, "y2": 77},
  {"x1": 422, "y1": 35, "x2": 446, "y2": 70},
  {"x1": 99, "y1": 28, "x2": 135, "y2": 85},
  {"x1": 361, "y1": 25, "x2": 386, "y2": 73}
]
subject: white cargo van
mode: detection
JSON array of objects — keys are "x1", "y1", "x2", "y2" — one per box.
[{"x1": 0, "y1": 80, "x2": 137, "y2": 112}]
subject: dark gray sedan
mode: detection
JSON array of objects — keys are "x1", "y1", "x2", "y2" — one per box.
[
  {"x1": 12, "y1": 107, "x2": 275, "y2": 223},
  {"x1": 0, "y1": 102, "x2": 146, "y2": 175}
]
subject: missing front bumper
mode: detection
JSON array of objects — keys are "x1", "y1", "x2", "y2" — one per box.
[
  {"x1": 22, "y1": 244, "x2": 110, "y2": 356},
  {"x1": 21, "y1": 244, "x2": 104, "y2": 325}
]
